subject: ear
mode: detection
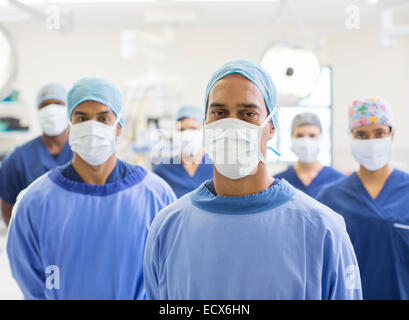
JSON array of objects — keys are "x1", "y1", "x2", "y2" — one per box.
[
  {"x1": 116, "y1": 124, "x2": 122, "y2": 137},
  {"x1": 268, "y1": 121, "x2": 275, "y2": 139}
]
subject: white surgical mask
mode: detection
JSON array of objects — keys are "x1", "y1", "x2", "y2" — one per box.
[
  {"x1": 291, "y1": 137, "x2": 320, "y2": 163},
  {"x1": 38, "y1": 104, "x2": 69, "y2": 136},
  {"x1": 204, "y1": 110, "x2": 276, "y2": 180},
  {"x1": 350, "y1": 136, "x2": 392, "y2": 171},
  {"x1": 176, "y1": 129, "x2": 203, "y2": 157},
  {"x1": 69, "y1": 117, "x2": 120, "y2": 166}
]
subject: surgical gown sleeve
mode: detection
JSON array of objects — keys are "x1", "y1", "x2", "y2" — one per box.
[
  {"x1": 321, "y1": 222, "x2": 363, "y2": 300},
  {"x1": 144, "y1": 215, "x2": 161, "y2": 300},
  {"x1": 6, "y1": 186, "x2": 46, "y2": 299}
]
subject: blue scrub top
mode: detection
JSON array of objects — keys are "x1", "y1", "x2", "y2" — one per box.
[
  {"x1": 317, "y1": 169, "x2": 409, "y2": 299},
  {"x1": 274, "y1": 165, "x2": 345, "y2": 199},
  {"x1": 153, "y1": 154, "x2": 213, "y2": 198},
  {"x1": 144, "y1": 178, "x2": 362, "y2": 300},
  {"x1": 0, "y1": 136, "x2": 73, "y2": 204},
  {"x1": 6, "y1": 162, "x2": 176, "y2": 300}
]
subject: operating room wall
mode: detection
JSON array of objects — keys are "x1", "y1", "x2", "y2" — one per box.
[
  {"x1": 325, "y1": 27, "x2": 409, "y2": 173},
  {"x1": 4, "y1": 21, "x2": 409, "y2": 173}
]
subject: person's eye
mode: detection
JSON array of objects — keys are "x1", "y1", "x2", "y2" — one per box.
[
  {"x1": 99, "y1": 117, "x2": 109, "y2": 123},
  {"x1": 77, "y1": 117, "x2": 86, "y2": 122},
  {"x1": 376, "y1": 132, "x2": 386, "y2": 138},
  {"x1": 211, "y1": 110, "x2": 225, "y2": 117},
  {"x1": 244, "y1": 112, "x2": 256, "y2": 118}
]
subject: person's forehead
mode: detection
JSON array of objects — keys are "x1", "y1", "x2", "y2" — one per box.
[
  {"x1": 293, "y1": 125, "x2": 321, "y2": 133},
  {"x1": 180, "y1": 117, "x2": 201, "y2": 126},
  {"x1": 209, "y1": 74, "x2": 264, "y2": 103},
  {"x1": 74, "y1": 100, "x2": 112, "y2": 113},
  {"x1": 39, "y1": 98, "x2": 66, "y2": 109}
]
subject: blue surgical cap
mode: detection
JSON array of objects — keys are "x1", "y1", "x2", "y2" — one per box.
[
  {"x1": 175, "y1": 105, "x2": 204, "y2": 123},
  {"x1": 204, "y1": 59, "x2": 278, "y2": 128},
  {"x1": 36, "y1": 83, "x2": 67, "y2": 108},
  {"x1": 67, "y1": 77, "x2": 124, "y2": 127}
]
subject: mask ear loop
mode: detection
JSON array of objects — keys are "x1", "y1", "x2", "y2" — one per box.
[
  {"x1": 113, "y1": 113, "x2": 122, "y2": 139},
  {"x1": 114, "y1": 113, "x2": 121, "y2": 127},
  {"x1": 259, "y1": 107, "x2": 281, "y2": 162}
]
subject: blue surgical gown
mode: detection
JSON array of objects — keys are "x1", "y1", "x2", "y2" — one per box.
[
  {"x1": 0, "y1": 136, "x2": 73, "y2": 204},
  {"x1": 144, "y1": 179, "x2": 362, "y2": 300},
  {"x1": 153, "y1": 155, "x2": 213, "y2": 198},
  {"x1": 274, "y1": 166, "x2": 345, "y2": 199},
  {"x1": 317, "y1": 169, "x2": 409, "y2": 299},
  {"x1": 6, "y1": 164, "x2": 176, "y2": 300}
]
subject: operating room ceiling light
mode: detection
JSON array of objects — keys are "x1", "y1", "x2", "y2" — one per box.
[
  {"x1": 260, "y1": 44, "x2": 320, "y2": 99},
  {"x1": 0, "y1": 25, "x2": 16, "y2": 100}
]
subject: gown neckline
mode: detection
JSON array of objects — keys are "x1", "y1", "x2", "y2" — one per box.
[
  {"x1": 351, "y1": 169, "x2": 396, "y2": 204},
  {"x1": 291, "y1": 165, "x2": 327, "y2": 188}
]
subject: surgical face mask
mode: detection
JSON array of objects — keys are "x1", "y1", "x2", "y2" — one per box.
[
  {"x1": 204, "y1": 110, "x2": 276, "y2": 180},
  {"x1": 69, "y1": 117, "x2": 120, "y2": 166},
  {"x1": 176, "y1": 129, "x2": 203, "y2": 157},
  {"x1": 350, "y1": 136, "x2": 392, "y2": 171},
  {"x1": 38, "y1": 104, "x2": 69, "y2": 136},
  {"x1": 291, "y1": 137, "x2": 320, "y2": 163}
]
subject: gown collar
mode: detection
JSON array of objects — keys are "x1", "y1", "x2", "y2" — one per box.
[
  {"x1": 190, "y1": 178, "x2": 296, "y2": 215},
  {"x1": 48, "y1": 165, "x2": 147, "y2": 196},
  {"x1": 350, "y1": 169, "x2": 397, "y2": 204},
  {"x1": 290, "y1": 165, "x2": 328, "y2": 189}
]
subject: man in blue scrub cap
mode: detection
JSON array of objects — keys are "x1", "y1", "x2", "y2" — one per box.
[
  {"x1": 6, "y1": 77, "x2": 176, "y2": 300},
  {"x1": 0, "y1": 83, "x2": 73, "y2": 225},
  {"x1": 143, "y1": 60, "x2": 362, "y2": 300},
  {"x1": 153, "y1": 105, "x2": 213, "y2": 198}
]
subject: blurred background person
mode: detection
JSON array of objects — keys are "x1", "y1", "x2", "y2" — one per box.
[
  {"x1": 0, "y1": 83, "x2": 73, "y2": 225},
  {"x1": 153, "y1": 105, "x2": 213, "y2": 198},
  {"x1": 318, "y1": 97, "x2": 409, "y2": 299},
  {"x1": 274, "y1": 112, "x2": 344, "y2": 198}
]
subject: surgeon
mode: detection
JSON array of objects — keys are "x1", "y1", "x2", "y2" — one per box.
[
  {"x1": 6, "y1": 77, "x2": 176, "y2": 300},
  {"x1": 0, "y1": 83, "x2": 73, "y2": 225},
  {"x1": 274, "y1": 112, "x2": 344, "y2": 199},
  {"x1": 317, "y1": 97, "x2": 409, "y2": 300},
  {"x1": 153, "y1": 105, "x2": 213, "y2": 198},
  {"x1": 143, "y1": 60, "x2": 362, "y2": 300}
]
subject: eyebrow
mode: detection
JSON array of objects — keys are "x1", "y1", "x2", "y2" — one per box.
[
  {"x1": 73, "y1": 110, "x2": 111, "y2": 115},
  {"x1": 209, "y1": 103, "x2": 226, "y2": 108},
  {"x1": 209, "y1": 103, "x2": 261, "y2": 109},
  {"x1": 73, "y1": 111, "x2": 87, "y2": 115},
  {"x1": 355, "y1": 128, "x2": 388, "y2": 134},
  {"x1": 237, "y1": 103, "x2": 261, "y2": 109}
]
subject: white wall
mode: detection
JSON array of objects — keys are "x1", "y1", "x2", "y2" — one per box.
[
  {"x1": 3, "y1": 20, "x2": 409, "y2": 173},
  {"x1": 325, "y1": 27, "x2": 409, "y2": 173}
]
